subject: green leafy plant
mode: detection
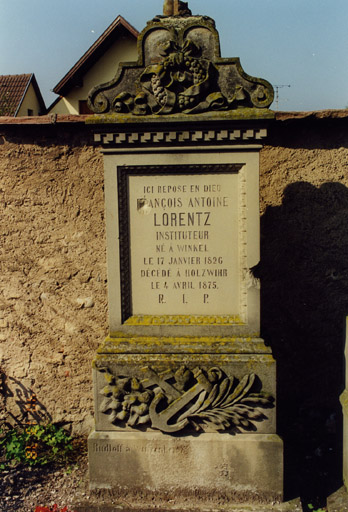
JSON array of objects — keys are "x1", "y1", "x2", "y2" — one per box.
[
  {"x1": 307, "y1": 505, "x2": 326, "y2": 512},
  {"x1": 0, "y1": 424, "x2": 73, "y2": 467}
]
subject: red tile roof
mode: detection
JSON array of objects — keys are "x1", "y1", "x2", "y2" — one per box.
[
  {"x1": 0, "y1": 74, "x2": 31, "y2": 116},
  {"x1": 0, "y1": 73, "x2": 46, "y2": 116},
  {"x1": 53, "y1": 15, "x2": 139, "y2": 97}
]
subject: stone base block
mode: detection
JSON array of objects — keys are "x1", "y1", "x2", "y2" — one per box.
[
  {"x1": 74, "y1": 500, "x2": 302, "y2": 512},
  {"x1": 88, "y1": 430, "x2": 283, "y2": 504}
]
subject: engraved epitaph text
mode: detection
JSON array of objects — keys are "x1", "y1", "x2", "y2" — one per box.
[{"x1": 128, "y1": 171, "x2": 240, "y2": 315}]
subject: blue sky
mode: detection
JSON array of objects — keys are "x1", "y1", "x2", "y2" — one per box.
[{"x1": 1, "y1": 0, "x2": 347, "y2": 111}]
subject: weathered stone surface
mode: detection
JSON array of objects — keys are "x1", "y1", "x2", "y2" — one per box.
[
  {"x1": 88, "y1": 13, "x2": 273, "y2": 116},
  {"x1": 89, "y1": 58, "x2": 280, "y2": 501},
  {"x1": 88, "y1": 431, "x2": 283, "y2": 503},
  {"x1": 163, "y1": 0, "x2": 192, "y2": 16},
  {"x1": 0, "y1": 114, "x2": 90, "y2": 124},
  {"x1": 74, "y1": 501, "x2": 302, "y2": 512},
  {"x1": 101, "y1": 148, "x2": 262, "y2": 337},
  {"x1": 93, "y1": 348, "x2": 276, "y2": 434}
]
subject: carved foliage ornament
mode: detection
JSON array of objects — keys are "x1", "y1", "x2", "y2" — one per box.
[
  {"x1": 88, "y1": 13, "x2": 274, "y2": 115},
  {"x1": 113, "y1": 39, "x2": 228, "y2": 116},
  {"x1": 98, "y1": 366, "x2": 274, "y2": 433}
]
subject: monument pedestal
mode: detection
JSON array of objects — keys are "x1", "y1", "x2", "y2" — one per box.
[
  {"x1": 88, "y1": 335, "x2": 283, "y2": 504},
  {"x1": 89, "y1": 430, "x2": 283, "y2": 503}
]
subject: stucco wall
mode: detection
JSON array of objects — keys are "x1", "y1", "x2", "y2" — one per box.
[
  {"x1": 0, "y1": 112, "x2": 348, "y2": 497},
  {"x1": 0, "y1": 118, "x2": 106, "y2": 433}
]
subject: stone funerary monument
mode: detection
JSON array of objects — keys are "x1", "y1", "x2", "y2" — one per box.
[{"x1": 86, "y1": 0, "x2": 283, "y2": 507}]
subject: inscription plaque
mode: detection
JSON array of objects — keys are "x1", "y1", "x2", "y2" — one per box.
[{"x1": 120, "y1": 165, "x2": 245, "y2": 317}]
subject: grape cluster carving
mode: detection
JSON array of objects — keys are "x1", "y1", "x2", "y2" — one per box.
[{"x1": 151, "y1": 74, "x2": 167, "y2": 107}]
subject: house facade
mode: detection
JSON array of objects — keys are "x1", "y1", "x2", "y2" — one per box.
[{"x1": 48, "y1": 16, "x2": 138, "y2": 115}]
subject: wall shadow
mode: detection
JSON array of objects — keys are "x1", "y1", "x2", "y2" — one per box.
[
  {"x1": 268, "y1": 116, "x2": 348, "y2": 150},
  {"x1": 259, "y1": 181, "x2": 348, "y2": 504},
  {"x1": 1, "y1": 376, "x2": 52, "y2": 428}
]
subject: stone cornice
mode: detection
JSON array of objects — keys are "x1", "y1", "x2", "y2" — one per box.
[{"x1": 93, "y1": 125, "x2": 268, "y2": 147}]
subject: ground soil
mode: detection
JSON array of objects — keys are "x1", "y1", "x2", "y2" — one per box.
[
  {"x1": 0, "y1": 448, "x2": 320, "y2": 512},
  {"x1": 0, "y1": 440, "x2": 90, "y2": 512},
  {"x1": 0, "y1": 456, "x2": 307, "y2": 512},
  {"x1": 1, "y1": 460, "x2": 85, "y2": 512}
]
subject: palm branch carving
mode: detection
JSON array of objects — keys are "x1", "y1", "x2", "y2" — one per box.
[{"x1": 177, "y1": 373, "x2": 274, "y2": 432}]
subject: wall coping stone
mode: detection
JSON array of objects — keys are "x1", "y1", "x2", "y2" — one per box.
[{"x1": 0, "y1": 109, "x2": 347, "y2": 126}]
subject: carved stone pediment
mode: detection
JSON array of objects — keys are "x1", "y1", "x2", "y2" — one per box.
[{"x1": 88, "y1": 13, "x2": 274, "y2": 116}]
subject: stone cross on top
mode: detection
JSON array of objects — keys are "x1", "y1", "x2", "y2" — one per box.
[{"x1": 163, "y1": 0, "x2": 192, "y2": 16}]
